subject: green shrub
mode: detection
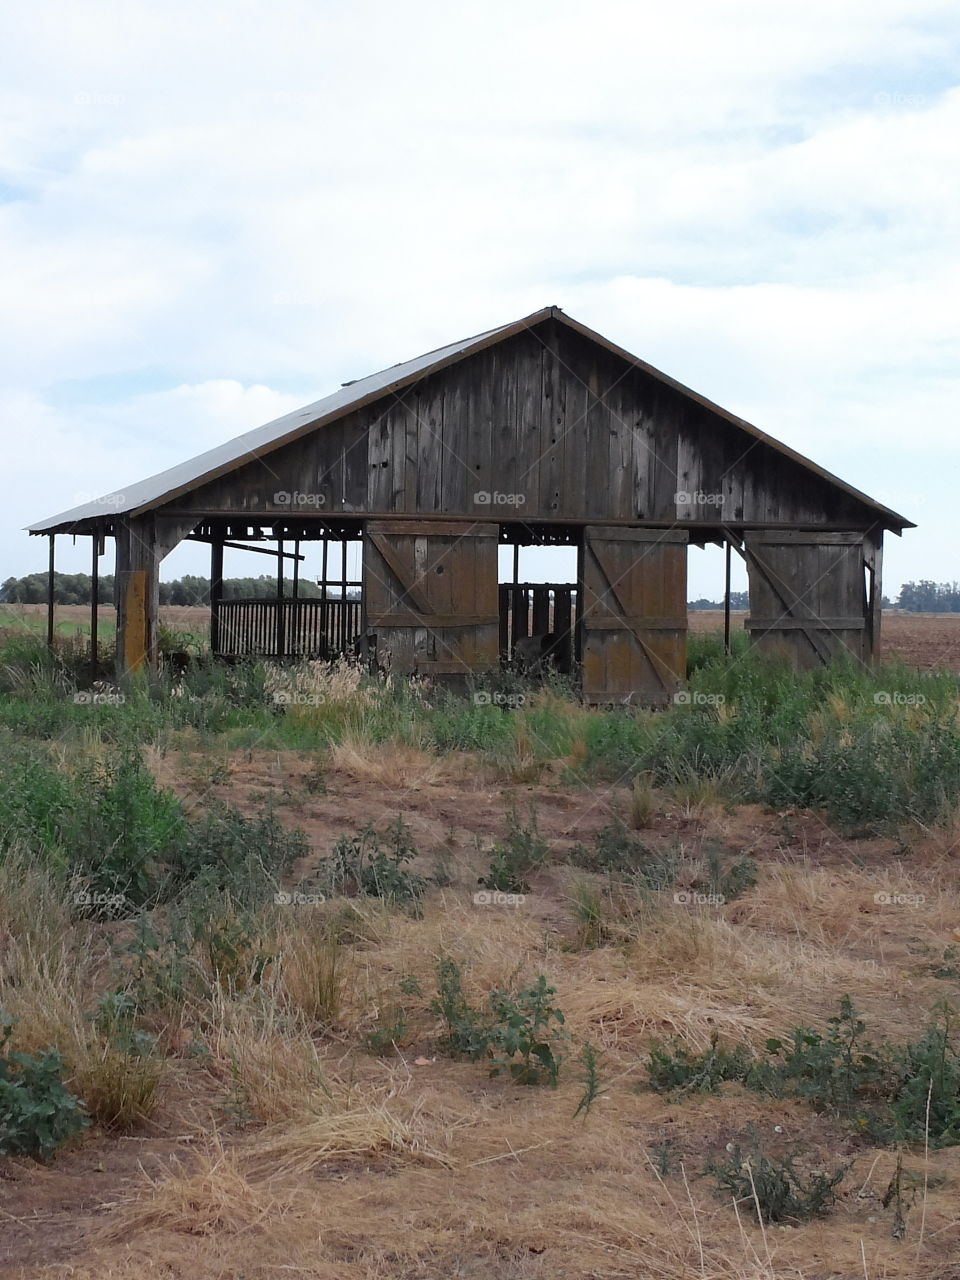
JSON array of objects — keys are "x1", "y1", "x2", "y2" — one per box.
[
  {"x1": 119, "y1": 912, "x2": 205, "y2": 1012},
  {"x1": 573, "y1": 1042, "x2": 604, "y2": 1118},
  {"x1": 0, "y1": 745, "x2": 306, "y2": 912},
  {"x1": 701, "y1": 841, "x2": 758, "y2": 903},
  {"x1": 0, "y1": 1014, "x2": 88, "y2": 1160},
  {"x1": 750, "y1": 996, "x2": 894, "y2": 1118},
  {"x1": 485, "y1": 976, "x2": 567, "y2": 1086},
  {"x1": 66, "y1": 750, "x2": 187, "y2": 908},
  {"x1": 891, "y1": 1002, "x2": 960, "y2": 1148},
  {"x1": 645, "y1": 998, "x2": 960, "y2": 1151},
  {"x1": 647, "y1": 1030, "x2": 753, "y2": 1094},
  {"x1": 479, "y1": 809, "x2": 548, "y2": 893},
  {"x1": 173, "y1": 804, "x2": 309, "y2": 906},
  {"x1": 706, "y1": 1135, "x2": 849, "y2": 1223},
  {"x1": 431, "y1": 959, "x2": 567, "y2": 1085},
  {"x1": 431, "y1": 957, "x2": 491, "y2": 1059},
  {"x1": 569, "y1": 821, "x2": 652, "y2": 873},
  {"x1": 321, "y1": 817, "x2": 425, "y2": 903}
]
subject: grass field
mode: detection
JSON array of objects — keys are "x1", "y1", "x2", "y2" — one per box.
[{"x1": 2, "y1": 630, "x2": 960, "y2": 1277}]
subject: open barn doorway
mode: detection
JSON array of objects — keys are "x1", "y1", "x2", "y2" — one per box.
[
  {"x1": 200, "y1": 520, "x2": 365, "y2": 661},
  {"x1": 498, "y1": 524, "x2": 580, "y2": 679},
  {"x1": 687, "y1": 536, "x2": 750, "y2": 664}
]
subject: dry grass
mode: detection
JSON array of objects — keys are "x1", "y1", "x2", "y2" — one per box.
[
  {"x1": 330, "y1": 733, "x2": 457, "y2": 790},
  {"x1": 629, "y1": 773, "x2": 657, "y2": 827},
  {"x1": 90, "y1": 1079, "x2": 960, "y2": 1279},
  {"x1": 73, "y1": 1041, "x2": 164, "y2": 1131},
  {"x1": 273, "y1": 911, "x2": 347, "y2": 1025},
  {"x1": 263, "y1": 655, "x2": 371, "y2": 707},
  {"x1": 8, "y1": 763, "x2": 960, "y2": 1277},
  {"x1": 198, "y1": 986, "x2": 332, "y2": 1124}
]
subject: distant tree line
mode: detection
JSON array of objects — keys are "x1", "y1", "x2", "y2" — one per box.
[
  {"x1": 0, "y1": 573, "x2": 353, "y2": 605},
  {"x1": 688, "y1": 592, "x2": 750, "y2": 610},
  {"x1": 7, "y1": 571, "x2": 946, "y2": 611},
  {"x1": 895, "y1": 581, "x2": 960, "y2": 612},
  {"x1": 1, "y1": 573, "x2": 117, "y2": 605}
]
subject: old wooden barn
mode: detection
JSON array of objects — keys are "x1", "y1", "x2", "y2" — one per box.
[{"x1": 28, "y1": 306, "x2": 913, "y2": 703}]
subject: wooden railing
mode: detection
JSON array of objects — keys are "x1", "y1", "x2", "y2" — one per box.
[{"x1": 216, "y1": 598, "x2": 362, "y2": 659}]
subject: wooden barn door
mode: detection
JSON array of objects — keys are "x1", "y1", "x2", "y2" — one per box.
[
  {"x1": 743, "y1": 532, "x2": 868, "y2": 669},
  {"x1": 364, "y1": 521, "x2": 499, "y2": 676},
  {"x1": 580, "y1": 527, "x2": 687, "y2": 705}
]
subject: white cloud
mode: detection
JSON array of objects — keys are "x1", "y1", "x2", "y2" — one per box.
[{"x1": 1, "y1": 0, "x2": 957, "y2": 596}]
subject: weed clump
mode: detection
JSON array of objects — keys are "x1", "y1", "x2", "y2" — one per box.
[
  {"x1": 647, "y1": 1030, "x2": 754, "y2": 1095},
  {"x1": 0, "y1": 744, "x2": 309, "y2": 912},
  {"x1": 645, "y1": 997, "x2": 960, "y2": 1151},
  {"x1": 706, "y1": 1133, "x2": 849, "y2": 1224},
  {"x1": 569, "y1": 821, "x2": 654, "y2": 874},
  {"x1": 431, "y1": 958, "x2": 567, "y2": 1085},
  {"x1": 0, "y1": 1014, "x2": 88, "y2": 1160},
  {"x1": 479, "y1": 809, "x2": 548, "y2": 894},
  {"x1": 321, "y1": 816, "x2": 425, "y2": 903}
]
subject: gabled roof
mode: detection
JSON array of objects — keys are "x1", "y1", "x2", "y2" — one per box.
[{"x1": 28, "y1": 306, "x2": 913, "y2": 534}]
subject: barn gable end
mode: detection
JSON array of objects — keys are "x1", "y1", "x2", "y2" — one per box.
[{"x1": 155, "y1": 315, "x2": 897, "y2": 531}]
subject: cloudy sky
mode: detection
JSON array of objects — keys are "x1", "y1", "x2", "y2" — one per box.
[{"x1": 2, "y1": 0, "x2": 957, "y2": 599}]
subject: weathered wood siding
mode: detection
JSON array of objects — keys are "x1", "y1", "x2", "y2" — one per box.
[{"x1": 167, "y1": 318, "x2": 881, "y2": 530}]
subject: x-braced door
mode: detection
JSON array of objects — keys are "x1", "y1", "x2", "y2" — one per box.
[
  {"x1": 743, "y1": 531, "x2": 871, "y2": 669},
  {"x1": 580, "y1": 527, "x2": 687, "y2": 705},
  {"x1": 364, "y1": 521, "x2": 499, "y2": 675}
]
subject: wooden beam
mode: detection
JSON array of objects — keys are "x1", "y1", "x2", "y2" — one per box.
[
  {"x1": 115, "y1": 515, "x2": 160, "y2": 678},
  {"x1": 122, "y1": 570, "x2": 148, "y2": 673},
  {"x1": 723, "y1": 537, "x2": 731, "y2": 656},
  {"x1": 90, "y1": 533, "x2": 99, "y2": 680},
  {"x1": 276, "y1": 538, "x2": 285, "y2": 658},
  {"x1": 166, "y1": 510, "x2": 891, "y2": 534},
  {"x1": 46, "y1": 534, "x2": 55, "y2": 650},
  {"x1": 864, "y1": 529, "x2": 884, "y2": 663},
  {"x1": 210, "y1": 535, "x2": 224, "y2": 656},
  {"x1": 186, "y1": 535, "x2": 304, "y2": 560}
]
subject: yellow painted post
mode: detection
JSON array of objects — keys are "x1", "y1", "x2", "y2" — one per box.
[{"x1": 122, "y1": 569, "x2": 149, "y2": 674}]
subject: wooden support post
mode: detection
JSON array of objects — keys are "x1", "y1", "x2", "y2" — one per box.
[
  {"x1": 276, "y1": 538, "x2": 285, "y2": 658},
  {"x1": 210, "y1": 533, "x2": 224, "y2": 656},
  {"x1": 864, "y1": 529, "x2": 884, "y2": 664},
  {"x1": 90, "y1": 533, "x2": 99, "y2": 680},
  {"x1": 46, "y1": 534, "x2": 55, "y2": 650},
  {"x1": 292, "y1": 538, "x2": 300, "y2": 599},
  {"x1": 723, "y1": 537, "x2": 732, "y2": 656},
  {"x1": 115, "y1": 516, "x2": 160, "y2": 680}
]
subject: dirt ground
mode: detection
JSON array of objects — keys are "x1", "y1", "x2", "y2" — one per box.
[{"x1": 3, "y1": 740, "x2": 960, "y2": 1278}]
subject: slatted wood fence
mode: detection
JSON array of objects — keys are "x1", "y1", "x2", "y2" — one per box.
[
  {"x1": 499, "y1": 583, "x2": 577, "y2": 659},
  {"x1": 217, "y1": 598, "x2": 362, "y2": 659}
]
